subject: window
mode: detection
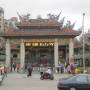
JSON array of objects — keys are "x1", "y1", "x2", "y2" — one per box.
[
  {"x1": 76, "y1": 75, "x2": 88, "y2": 84},
  {"x1": 87, "y1": 75, "x2": 90, "y2": 83}
]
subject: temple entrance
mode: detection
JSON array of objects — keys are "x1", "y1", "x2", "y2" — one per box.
[
  {"x1": 25, "y1": 44, "x2": 67, "y2": 69},
  {"x1": 58, "y1": 45, "x2": 68, "y2": 65},
  {"x1": 10, "y1": 41, "x2": 68, "y2": 71},
  {"x1": 25, "y1": 46, "x2": 54, "y2": 68}
]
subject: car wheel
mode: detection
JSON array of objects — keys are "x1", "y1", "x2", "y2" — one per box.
[{"x1": 70, "y1": 87, "x2": 76, "y2": 90}]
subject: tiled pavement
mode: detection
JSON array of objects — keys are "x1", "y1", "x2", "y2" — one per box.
[{"x1": 0, "y1": 72, "x2": 70, "y2": 90}]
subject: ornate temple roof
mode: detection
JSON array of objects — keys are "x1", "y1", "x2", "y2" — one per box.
[
  {"x1": 17, "y1": 19, "x2": 60, "y2": 29},
  {"x1": 2, "y1": 28, "x2": 80, "y2": 38},
  {"x1": 1, "y1": 18, "x2": 81, "y2": 38}
]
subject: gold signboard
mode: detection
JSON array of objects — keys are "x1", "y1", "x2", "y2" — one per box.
[{"x1": 25, "y1": 42, "x2": 54, "y2": 47}]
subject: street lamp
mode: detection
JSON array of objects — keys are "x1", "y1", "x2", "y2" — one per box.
[{"x1": 82, "y1": 13, "x2": 85, "y2": 70}]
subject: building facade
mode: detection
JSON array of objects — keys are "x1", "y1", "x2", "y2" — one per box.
[{"x1": 0, "y1": 9, "x2": 80, "y2": 69}]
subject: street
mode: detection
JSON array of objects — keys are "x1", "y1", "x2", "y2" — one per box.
[{"x1": 0, "y1": 72, "x2": 70, "y2": 90}]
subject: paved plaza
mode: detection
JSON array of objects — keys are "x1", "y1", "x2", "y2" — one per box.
[{"x1": 0, "y1": 72, "x2": 70, "y2": 90}]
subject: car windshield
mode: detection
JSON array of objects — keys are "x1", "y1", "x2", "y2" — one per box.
[
  {"x1": 66, "y1": 75, "x2": 77, "y2": 81},
  {"x1": 75, "y1": 75, "x2": 88, "y2": 83},
  {"x1": 59, "y1": 75, "x2": 73, "y2": 81},
  {"x1": 87, "y1": 75, "x2": 90, "y2": 84},
  {"x1": 66, "y1": 74, "x2": 88, "y2": 84}
]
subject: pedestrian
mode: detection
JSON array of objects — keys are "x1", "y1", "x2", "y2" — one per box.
[
  {"x1": 12, "y1": 63, "x2": 16, "y2": 71},
  {"x1": 4, "y1": 66, "x2": 7, "y2": 77},
  {"x1": 25, "y1": 63, "x2": 27, "y2": 72},
  {"x1": 66, "y1": 64, "x2": 71, "y2": 74},
  {"x1": 57, "y1": 67, "x2": 59, "y2": 74},
  {"x1": 56, "y1": 66, "x2": 60, "y2": 74},
  {"x1": 60, "y1": 64, "x2": 64, "y2": 74},
  {"x1": 70, "y1": 64, "x2": 75, "y2": 74},
  {"x1": 27, "y1": 64, "x2": 33, "y2": 77},
  {"x1": 86, "y1": 67, "x2": 90, "y2": 74},
  {"x1": 16, "y1": 63, "x2": 20, "y2": 72}
]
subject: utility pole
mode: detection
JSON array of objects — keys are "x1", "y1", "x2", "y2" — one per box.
[{"x1": 82, "y1": 13, "x2": 85, "y2": 70}]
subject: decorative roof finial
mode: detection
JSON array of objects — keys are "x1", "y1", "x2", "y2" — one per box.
[
  {"x1": 17, "y1": 12, "x2": 30, "y2": 22},
  {"x1": 47, "y1": 11, "x2": 62, "y2": 21}
]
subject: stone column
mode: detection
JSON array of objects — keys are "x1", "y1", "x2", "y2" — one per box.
[
  {"x1": 69, "y1": 38, "x2": 74, "y2": 64},
  {"x1": 6, "y1": 39, "x2": 11, "y2": 67},
  {"x1": 20, "y1": 40, "x2": 25, "y2": 69},
  {"x1": 54, "y1": 38, "x2": 58, "y2": 68}
]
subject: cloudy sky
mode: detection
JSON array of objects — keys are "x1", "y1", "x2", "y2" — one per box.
[{"x1": 0, "y1": 0, "x2": 90, "y2": 31}]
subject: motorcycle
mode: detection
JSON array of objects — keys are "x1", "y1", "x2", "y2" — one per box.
[{"x1": 40, "y1": 72, "x2": 54, "y2": 80}]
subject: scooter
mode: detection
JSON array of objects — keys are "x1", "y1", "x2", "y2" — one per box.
[{"x1": 40, "y1": 72, "x2": 54, "y2": 80}]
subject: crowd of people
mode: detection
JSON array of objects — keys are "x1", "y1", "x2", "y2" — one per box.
[
  {"x1": 56, "y1": 63, "x2": 79, "y2": 74},
  {"x1": 56, "y1": 63, "x2": 90, "y2": 74},
  {"x1": 1, "y1": 62, "x2": 90, "y2": 79}
]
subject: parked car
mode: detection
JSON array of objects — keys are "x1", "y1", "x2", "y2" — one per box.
[{"x1": 57, "y1": 74, "x2": 90, "y2": 90}]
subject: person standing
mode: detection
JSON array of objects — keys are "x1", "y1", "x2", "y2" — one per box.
[
  {"x1": 60, "y1": 64, "x2": 64, "y2": 74},
  {"x1": 56, "y1": 66, "x2": 60, "y2": 74},
  {"x1": 16, "y1": 63, "x2": 20, "y2": 72},
  {"x1": 27, "y1": 64, "x2": 33, "y2": 77},
  {"x1": 70, "y1": 64, "x2": 75, "y2": 74},
  {"x1": 24, "y1": 63, "x2": 27, "y2": 72},
  {"x1": 86, "y1": 67, "x2": 90, "y2": 74},
  {"x1": 4, "y1": 66, "x2": 7, "y2": 77},
  {"x1": 12, "y1": 63, "x2": 16, "y2": 71}
]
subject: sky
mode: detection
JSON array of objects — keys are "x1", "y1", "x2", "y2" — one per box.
[{"x1": 0, "y1": 0, "x2": 90, "y2": 32}]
